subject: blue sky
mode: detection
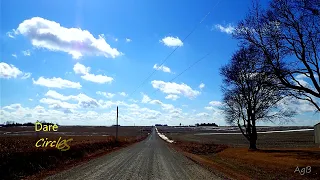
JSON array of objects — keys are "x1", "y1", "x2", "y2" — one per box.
[{"x1": 1, "y1": 0, "x2": 319, "y2": 126}]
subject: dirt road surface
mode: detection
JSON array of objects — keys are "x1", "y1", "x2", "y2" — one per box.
[{"x1": 46, "y1": 128, "x2": 221, "y2": 180}]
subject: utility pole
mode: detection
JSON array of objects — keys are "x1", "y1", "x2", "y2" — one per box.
[{"x1": 116, "y1": 106, "x2": 118, "y2": 142}]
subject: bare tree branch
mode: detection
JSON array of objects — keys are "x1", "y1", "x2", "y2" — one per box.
[{"x1": 234, "y1": 0, "x2": 320, "y2": 112}]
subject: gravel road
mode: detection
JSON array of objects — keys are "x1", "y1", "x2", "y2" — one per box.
[{"x1": 46, "y1": 127, "x2": 221, "y2": 180}]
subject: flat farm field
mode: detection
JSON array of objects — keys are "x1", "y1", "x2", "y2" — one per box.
[
  {"x1": 157, "y1": 126, "x2": 316, "y2": 148},
  {"x1": 0, "y1": 126, "x2": 152, "y2": 180},
  {"x1": 157, "y1": 126, "x2": 320, "y2": 180}
]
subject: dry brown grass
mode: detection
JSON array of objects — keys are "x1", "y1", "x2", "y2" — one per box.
[
  {"x1": 0, "y1": 126, "x2": 152, "y2": 180},
  {"x1": 158, "y1": 126, "x2": 320, "y2": 180},
  {"x1": 170, "y1": 140, "x2": 320, "y2": 180},
  {"x1": 215, "y1": 147, "x2": 320, "y2": 180},
  {"x1": 173, "y1": 141, "x2": 228, "y2": 155}
]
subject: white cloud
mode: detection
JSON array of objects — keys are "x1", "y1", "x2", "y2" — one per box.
[
  {"x1": 96, "y1": 91, "x2": 115, "y2": 99},
  {"x1": 98, "y1": 100, "x2": 120, "y2": 109},
  {"x1": 199, "y1": 83, "x2": 205, "y2": 90},
  {"x1": 3, "y1": 104, "x2": 22, "y2": 110},
  {"x1": 1, "y1": 99, "x2": 317, "y2": 126},
  {"x1": 22, "y1": 50, "x2": 31, "y2": 56},
  {"x1": 29, "y1": 99, "x2": 33, "y2": 101},
  {"x1": 6, "y1": 31, "x2": 16, "y2": 38},
  {"x1": 196, "y1": 112, "x2": 210, "y2": 118},
  {"x1": 153, "y1": 64, "x2": 171, "y2": 73},
  {"x1": 44, "y1": 90, "x2": 100, "y2": 109},
  {"x1": 129, "y1": 99, "x2": 138, "y2": 103},
  {"x1": 296, "y1": 74, "x2": 307, "y2": 79},
  {"x1": 12, "y1": 54, "x2": 17, "y2": 58},
  {"x1": 119, "y1": 92, "x2": 127, "y2": 97},
  {"x1": 140, "y1": 94, "x2": 178, "y2": 113},
  {"x1": 205, "y1": 101, "x2": 223, "y2": 111},
  {"x1": 15, "y1": 17, "x2": 122, "y2": 59},
  {"x1": 205, "y1": 106, "x2": 214, "y2": 110},
  {"x1": 76, "y1": 94, "x2": 100, "y2": 108},
  {"x1": 151, "y1": 100, "x2": 176, "y2": 112},
  {"x1": 0, "y1": 62, "x2": 31, "y2": 79},
  {"x1": 141, "y1": 94, "x2": 176, "y2": 113},
  {"x1": 124, "y1": 104, "x2": 162, "y2": 120},
  {"x1": 126, "y1": 38, "x2": 132, "y2": 42},
  {"x1": 149, "y1": 99, "x2": 163, "y2": 105},
  {"x1": 32, "y1": 77, "x2": 82, "y2": 89},
  {"x1": 214, "y1": 24, "x2": 235, "y2": 34},
  {"x1": 209, "y1": 101, "x2": 223, "y2": 106},
  {"x1": 295, "y1": 79, "x2": 311, "y2": 88},
  {"x1": 141, "y1": 93, "x2": 151, "y2": 103},
  {"x1": 81, "y1": 73, "x2": 113, "y2": 84},
  {"x1": 73, "y1": 62, "x2": 90, "y2": 74},
  {"x1": 165, "y1": 94, "x2": 180, "y2": 101},
  {"x1": 0, "y1": 104, "x2": 104, "y2": 125},
  {"x1": 297, "y1": 101, "x2": 317, "y2": 113},
  {"x1": 294, "y1": 73, "x2": 319, "y2": 90},
  {"x1": 151, "y1": 80, "x2": 200, "y2": 99},
  {"x1": 21, "y1": 73, "x2": 32, "y2": 79},
  {"x1": 295, "y1": 73, "x2": 319, "y2": 79},
  {"x1": 45, "y1": 90, "x2": 70, "y2": 101},
  {"x1": 160, "y1": 36, "x2": 183, "y2": 47},
  {"x1": 40, "y1": 98, "x2": 78, "y2": 109},
  {"x1": 0, "y1": 63, "x2": 22, "y2": 79},
  {"x1": 279, "y1": 97, "x2": 318, "y2": 113},
  {"x1": 73, "y1": 63, "x2": 113, "y2": 84}
]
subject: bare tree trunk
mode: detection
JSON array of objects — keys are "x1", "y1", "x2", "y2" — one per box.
[
  {"x1": 246, "y1": 108, "x2": 251, "y2": 138},
  {"x1": 249, "y1": 115, "x2": 257, "y2": 150},
  {"x1": 249, "y1": 138, "x2": 257, "y2": 150}
]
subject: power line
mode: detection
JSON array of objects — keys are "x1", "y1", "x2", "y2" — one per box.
[
  {"x1": 152, "y1": 52, "x2": 212, "y2": 95},
  {"x1": 149, "y1": 52, "x2": 213, "y2": 127},
  {"x1": 128, "y1": 0, "x2": 222, "y2": 97}
]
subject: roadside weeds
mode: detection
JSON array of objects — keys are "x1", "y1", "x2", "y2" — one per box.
[
  {"x1": 169, "y1": 140, "x2": 320, "y2": 180},
  {"x1": 1, "y1": 135, "x2": 148, "y2": 180}
]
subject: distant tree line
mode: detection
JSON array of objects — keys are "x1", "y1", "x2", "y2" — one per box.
[
  {"x1": 3, "y1": 121, "x2": 58, "y2": 127},
  {"x1": 195, "y1": 123, "x2": 218, "y2": 127},
  {"x1": 155, "y1": 124, "x2": 168, "y2": 126}
]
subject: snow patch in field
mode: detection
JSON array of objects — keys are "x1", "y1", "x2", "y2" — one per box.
[
  {"x1": 155, "y1": 127, "x2": 174, "y2": 143},
  {"x1": 195, "y1": 129, "x2": 314, "y2": 135}
]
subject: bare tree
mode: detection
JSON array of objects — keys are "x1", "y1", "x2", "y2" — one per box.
[
  {"x1": 221, "y1": 46, "x2": 295, "y2": 150},
  {"x1": 234, "y1": 0, "x2": 320, "y2": 112}
]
